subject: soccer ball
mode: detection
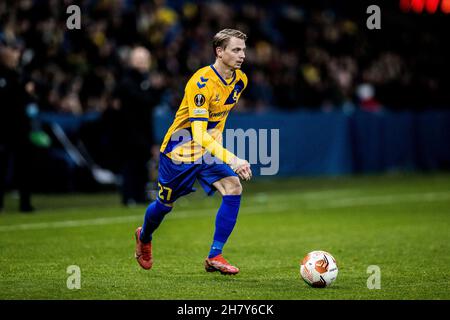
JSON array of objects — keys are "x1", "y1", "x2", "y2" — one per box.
[{"x1": 300, "y1": 250, "x2": 338, "y2": 288}]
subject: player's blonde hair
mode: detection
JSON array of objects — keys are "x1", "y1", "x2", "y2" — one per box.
[{"x1": 213, "y1": 29, "x2": 247, "y2": 57}]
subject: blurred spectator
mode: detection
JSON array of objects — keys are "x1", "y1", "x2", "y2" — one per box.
[
  {"x1": 1, "y1": 0, "x2": 448, "y2": 114},
  {"x1": 356, "y1": 83, "x2": 382, "y2": 113},
  {"x1": 115, "y1": 46, "x2": 164, "y2": 206},
  {"x1": 0, "y1": 33, "x2": 34, "y2": 212},
  {"x1": 0, "y1": 0, "x2": 449, "y2": 194}
]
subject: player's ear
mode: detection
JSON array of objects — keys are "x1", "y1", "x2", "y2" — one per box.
[{"x1": 216, "y1": 46, "x2": 223, "y2": 59}]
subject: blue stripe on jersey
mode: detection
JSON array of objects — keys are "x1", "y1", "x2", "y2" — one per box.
[
  {"x1": 224, "y1": 79, "x2": 245, "y2": 105},
  {"x1": 207, "y1": 121, "x2": 220, "y2": 130},
  {"x1": 210, "y1": 65, "x2": 236, "y2": 86},
  {"x1": 189, "y1": 118, "x2": 219, "y2": 129}
]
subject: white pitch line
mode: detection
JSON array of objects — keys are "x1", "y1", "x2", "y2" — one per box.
[
  {"x1": 0, "y1": 205, "x2": 290, "y2": 232},
  {"x1": 306, "y1": 192, "x2": 450, "y2": 209},
  {"x1": 0, "y1": 215, "x2": 142, "y2": 232},
  {"x1": 0, "y1": 192, "x2": 448, "y2": 232}
]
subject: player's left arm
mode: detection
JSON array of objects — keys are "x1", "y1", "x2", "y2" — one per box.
[{"x1": 232, "y1": 71, "x2": 252, "y2": 180}]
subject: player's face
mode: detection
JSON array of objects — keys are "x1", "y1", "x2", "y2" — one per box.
[{"x1": 222, "y1": 37, "x2": 246, "y2": 70}]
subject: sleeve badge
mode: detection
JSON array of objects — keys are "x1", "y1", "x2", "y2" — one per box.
[{"x1": 194, "y1": 94, "x2": 206, "y2": 107}]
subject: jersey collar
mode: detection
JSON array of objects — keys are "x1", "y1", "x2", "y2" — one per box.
[{"x1": 210, "y1": 64, "x2": 236, "y2": 86}]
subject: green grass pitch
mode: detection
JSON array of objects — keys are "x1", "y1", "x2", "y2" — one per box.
[{"x1": 0, "y1": 173, "x2": 449, "y2": 299}]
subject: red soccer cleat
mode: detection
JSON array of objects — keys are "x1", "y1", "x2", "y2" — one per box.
[
  {"x1": 134, "y1": 227, "x2": 153, "y2": 270},
  {"x1": 204, "y1": 254, "x2": 240, "y2": 275}
]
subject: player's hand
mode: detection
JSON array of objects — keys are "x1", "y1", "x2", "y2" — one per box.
[
  {"x1": 230, "y1": 157, "x2": 252, "y2": 181},
  {"x1": 236, "y1": 165, "x2": 252, "y2": 181}
]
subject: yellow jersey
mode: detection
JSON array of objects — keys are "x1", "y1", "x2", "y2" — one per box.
[{"x1": 160, "y1": 65, "x2": 248, "y2": 163}]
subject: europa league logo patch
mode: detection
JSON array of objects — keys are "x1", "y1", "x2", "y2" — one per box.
[{"x1": 194, "y1": 94, "x2": 205, "y2": 107}]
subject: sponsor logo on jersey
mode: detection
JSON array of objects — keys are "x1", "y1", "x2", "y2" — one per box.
[{"x1": 193, "y1": 108, "x2": 207, "y2": 116}]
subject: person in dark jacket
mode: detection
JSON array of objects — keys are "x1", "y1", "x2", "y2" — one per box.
[
  {"x1": 0, "y1": 34, "x2": 34, "y2": 212},
  {"x1": 116, "y1": 46, "x2": 163, "y2": 206}
]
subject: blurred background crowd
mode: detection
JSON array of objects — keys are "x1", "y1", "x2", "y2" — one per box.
[
  {"x1": 1, "y1": 0, "x2": 449, "y2": 211},
  {"x1": 1, "y1": 0, "x2": 449, "y2": 115}
]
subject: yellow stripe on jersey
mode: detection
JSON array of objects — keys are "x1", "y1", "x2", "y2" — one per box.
[{"x1": 160, "y1": 65, "x2": 248, "y2": 164}]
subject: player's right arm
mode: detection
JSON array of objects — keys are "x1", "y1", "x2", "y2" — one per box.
[
  {"x1": 186, "y1": 77, "x2": 251, "y2": 180},
  {"x1": 190, "y1": 120, "x2": 252, "y2": 180}
]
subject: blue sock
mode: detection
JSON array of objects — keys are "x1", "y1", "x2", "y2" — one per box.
[
  {"x1": 140, "y1": 200, "x2": 172, "y2": 243},
  {"x1": 208, "y1": 195, "x2": 241, "y2": 258}
]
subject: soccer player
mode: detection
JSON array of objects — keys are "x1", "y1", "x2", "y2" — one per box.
[{"x1": 134, "y1": 29, "x2": 251, "y2": 275}]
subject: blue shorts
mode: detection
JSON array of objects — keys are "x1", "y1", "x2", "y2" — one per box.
[{"x1": 156, "y1": 153, "x2": 237, "y2": 204}]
